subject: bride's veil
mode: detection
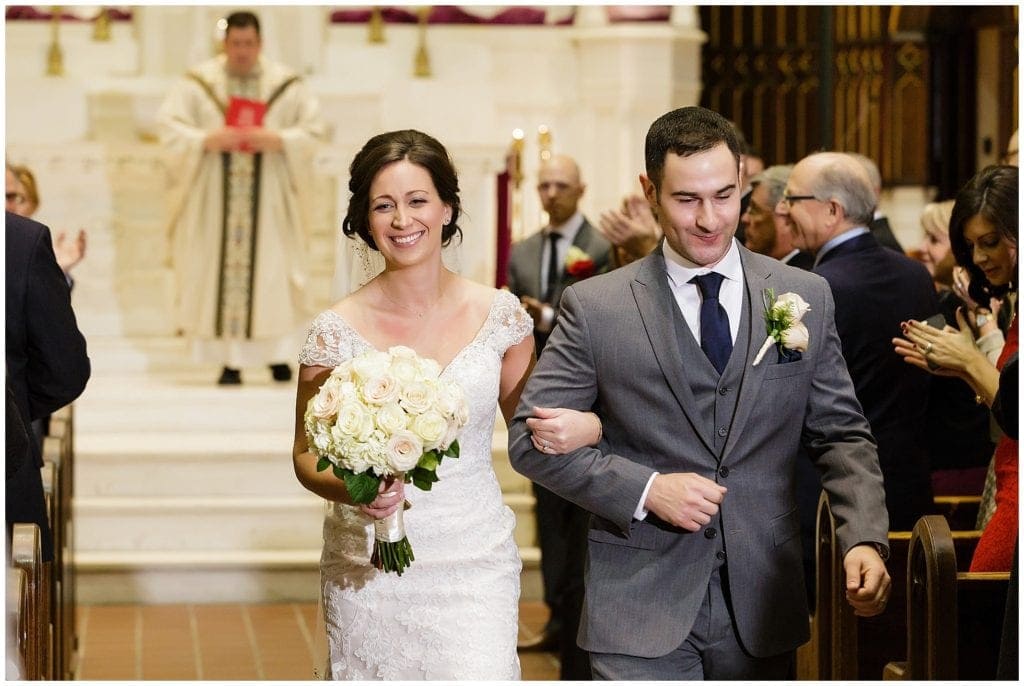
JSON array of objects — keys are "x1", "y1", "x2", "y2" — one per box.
[{"x1": 329, "y1": 232, "x2": 463, "y2": 301}]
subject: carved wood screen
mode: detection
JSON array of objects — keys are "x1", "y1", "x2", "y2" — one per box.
[{"x1": 700, "y1": 6, "x2": 932, "y2": 185}]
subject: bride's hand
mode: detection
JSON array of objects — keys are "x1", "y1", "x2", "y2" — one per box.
[
  {"x1": 526, "y1": 407, "x2": 602, "y2": 455},
  {"x1": 360, "y1": 476, "x2": 405, "y2": 519}
]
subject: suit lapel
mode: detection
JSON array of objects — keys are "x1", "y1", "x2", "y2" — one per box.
[
  {"x1": 632, "y1": 252, "x2": 717, "y2": 455},
  {"x1": 721, "y1": 248, "x2": 775, "y2": 460}
]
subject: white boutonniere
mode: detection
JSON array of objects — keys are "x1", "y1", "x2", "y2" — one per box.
[{"x1": 752, "y1": 289, "x2": 811, "y2": 366}]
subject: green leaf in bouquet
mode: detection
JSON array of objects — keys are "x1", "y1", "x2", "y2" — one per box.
[
  {"x1": 315, "y1": 457, "x2": 331, "y2": 472},
  {"x1": 342, "y1": 470, "x2": 381, "y2": 504},
  {"x1": 417, "y1": 450, "x2": 439, "y2": 471},
  {"x1": 444, "y1": 440, "x2": 461, "y2": 459},
  {"x1": 411, "y1": 465, "x2": 439, "y2": 491}
]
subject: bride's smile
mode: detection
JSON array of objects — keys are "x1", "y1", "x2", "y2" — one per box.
[{"x1": 368, "y1": 158, "x2": 450, "y2": 262}]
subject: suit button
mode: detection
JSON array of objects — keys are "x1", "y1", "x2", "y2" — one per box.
[
  {"x1": 717, "y1": 427, "x2": 727, "y2": 437},
  {"x1": 718, "y1": 386, "x2": 729, "y2": 395},
  {"x1": 716, "y1": 551, "x2": 726, "y2": 561},
  {"x1": 704, "y1": 527, "x2": 717, "y2": 539},
  {"x1": 718, "y1": 466, "x2": 730, "y2": 478}
]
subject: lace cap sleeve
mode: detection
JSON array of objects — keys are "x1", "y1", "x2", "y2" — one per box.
[
  {"x1": 298, "y1": 311, "x2": 350, "y2": 368},
  {"x1": 489, "y1": 289, "x2": 534, "y2": 353}
]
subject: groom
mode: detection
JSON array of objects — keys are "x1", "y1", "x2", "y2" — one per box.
[{"x1": 508, "y1": 106, "x2": 891, "y2": 679}]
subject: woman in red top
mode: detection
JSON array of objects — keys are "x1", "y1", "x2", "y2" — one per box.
[{"x1": 894, "y1": 164, "x2": 1017, "y2": 572}]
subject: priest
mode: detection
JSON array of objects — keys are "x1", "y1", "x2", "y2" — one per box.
[{"x1": 157, "y1": 10, "x2": 326, "y2": 384}]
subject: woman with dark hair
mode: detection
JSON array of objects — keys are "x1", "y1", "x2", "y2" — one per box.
[
  {"x1": 894, "y1": 164, "x2": 1018, "y2": 572},
  {"x1": 290, "y1": 129, "x2": 546, "y2": 679}
]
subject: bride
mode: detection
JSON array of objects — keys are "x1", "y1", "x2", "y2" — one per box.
[{"x1": 292, "y1": 129, "x2": 535, "y2": 679}]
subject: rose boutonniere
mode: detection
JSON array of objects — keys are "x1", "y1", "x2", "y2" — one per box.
[
  {"x1": 752, "y1": 289, "x2": 811, "y2": 366},
  {"x1": 565, "y1": 246, "x2": 596, "y2": 279}
]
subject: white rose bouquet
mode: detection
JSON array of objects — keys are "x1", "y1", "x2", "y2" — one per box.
[{"x1": 304, "y1": 345, "x2": 469, "y2": 575}]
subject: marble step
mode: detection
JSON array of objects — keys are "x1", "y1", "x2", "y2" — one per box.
[
  {"x1": 74, "y1": 547, "x2": 542, "y2": 604},
  {"x1": 74, "y1": 491, "x2": 538, "y2": 553},
  {"x1": 75, "y1": 430, "x2": 530, "y2": 497}
]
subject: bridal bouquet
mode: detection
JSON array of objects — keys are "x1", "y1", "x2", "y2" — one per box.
[{"x1": 304, "y1": 345, "x2": 469, "y2": 575}]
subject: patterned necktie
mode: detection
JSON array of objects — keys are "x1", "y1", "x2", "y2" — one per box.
[
  {"x1": 689, "y1": 272, "x2": 732, "y2": 374},
  {"x1": 543, "y1": 232, "x2": 561, "y2": 303}
]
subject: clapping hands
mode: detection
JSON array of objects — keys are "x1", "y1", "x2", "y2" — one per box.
[
  {"x1": 598, "y1": 194, "x2": 661, "y2": 265},
  {"x1": 53, "y1": 228, "x2": 86, "y2": 274},
  {"x1": 892, "y1": 310, "x2": 983, "y2": 378}
]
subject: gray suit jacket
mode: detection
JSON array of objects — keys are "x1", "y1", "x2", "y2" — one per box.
[
  {"x1": 506, "y1": 218, "x2": 612, "y2": 308},
  {"x1": 508, "y1": 243, "x2": 888, "y2": 659}
]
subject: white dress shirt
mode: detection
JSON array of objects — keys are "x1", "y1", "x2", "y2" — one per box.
[{"x1": 538, "y1": 212, "x2": 585, "y2": 329}]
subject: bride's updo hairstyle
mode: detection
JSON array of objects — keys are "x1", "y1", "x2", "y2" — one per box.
[{"x1": 343, "y1": 129, "x2": 463, "y2": 251}]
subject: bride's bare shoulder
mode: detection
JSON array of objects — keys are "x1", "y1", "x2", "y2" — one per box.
[
  {"x1": 327, "y1": 287, "x2": 373, "y2": 319},
  {"x1": 454, "y1": 277, "x2": 504, "y2": 311}
]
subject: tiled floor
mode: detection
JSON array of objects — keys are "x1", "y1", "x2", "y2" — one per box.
[{"x1": 77, "y1": 600, "x2": 559, "y2": 680}]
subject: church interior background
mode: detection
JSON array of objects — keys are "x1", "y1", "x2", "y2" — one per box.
[{"x1": 4, "y1": 2, "x2": 1017, "y2": 614}]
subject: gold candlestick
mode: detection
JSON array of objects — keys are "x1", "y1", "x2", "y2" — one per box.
[
  {"x1": 510, "y1": 129, "x2": 525, "y2": 242},
  {"x1": 93, "y1": 6, "x2": 111, "y2": 41},
  {"x1": 46, "y1": 6, "x2": 64, "y2": 76},
  {"x1": 368, "y1": 6, "x2": 385, "y2": 44},
  {"x1": 413, "y1": 7, "x2": 431, "y2": 78},
  {"x1": 538, "y1": 125, "x2": 552, "y2": 162}
]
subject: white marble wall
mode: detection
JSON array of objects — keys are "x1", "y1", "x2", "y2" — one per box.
[{"x1": 6, "y1": 7, "x2": 706, "y2": 339}]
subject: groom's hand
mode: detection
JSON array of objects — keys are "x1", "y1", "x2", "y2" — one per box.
[
  {"x1": 843, "y1": 544, "x2": 891, "y2": 616},
  {"x1": 644, "y1": 473, "x2": 727, "y2": 532}
]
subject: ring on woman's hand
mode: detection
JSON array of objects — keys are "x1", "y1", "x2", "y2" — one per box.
[{"x1": 924, "y1": 342, "x2": 934, "y2": 354}]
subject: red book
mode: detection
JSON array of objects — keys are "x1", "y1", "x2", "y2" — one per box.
[{"x1": 225, "y1": 96, "x2": 266, "y2": 128}]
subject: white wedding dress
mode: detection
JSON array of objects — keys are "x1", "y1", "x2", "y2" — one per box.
[{"x1": 298, "y1": 288, "x2": 531, "y2": 680}]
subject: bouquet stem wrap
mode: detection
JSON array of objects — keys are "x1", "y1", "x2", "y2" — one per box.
[{"x1": 370, "y1": 500, "x2": 414, "y2": 575}]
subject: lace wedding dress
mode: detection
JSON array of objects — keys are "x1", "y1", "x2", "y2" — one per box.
[{"x1": 298, "y1": 288, "x2": 531, "y2": 680}]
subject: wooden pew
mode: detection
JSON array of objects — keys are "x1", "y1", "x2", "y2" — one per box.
[
  {"x1": 934, "y1": 495, "x2": 982, "y2": 532},
  {"x1": 805, "y1": 491, "x2": 858, "y2": 679},
  {"x1": 45, "y1": 405, "x2": 76, "y2": 679},
  {"x1": 883, "y1": 515, "x2": 1010, "y2": 680},
  {"x1": 40, "y1": 450, "x2": 67, "y2": 681},
  {"x1": 8, "y1": 566, "x2": 28, "y2": 679},
  {"x1": 856, "y1": 528, "x2": 982, "y2": 679},
  {"x1": 44, "y1": 407, "x2": 78, "y2": 679},
  {"x1": 11, "y1": 522, "x2": 51, "y2": 680}
]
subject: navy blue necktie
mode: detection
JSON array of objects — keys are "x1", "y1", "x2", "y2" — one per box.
[
  {"x1": 690, "y1": 272, "x2": 732, "y2": 374},
  {"x1": 543, "y1": 232, "x2": 561, "y2": 303}
]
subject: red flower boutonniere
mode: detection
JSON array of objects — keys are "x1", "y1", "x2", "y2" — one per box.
[{"x1": 565, "y1": 246, "x2": 596, "y2": 279}]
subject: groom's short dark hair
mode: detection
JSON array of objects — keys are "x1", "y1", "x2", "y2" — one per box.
[{"x1": 645, "y1": 106, "x2": 741, "y2": 191}]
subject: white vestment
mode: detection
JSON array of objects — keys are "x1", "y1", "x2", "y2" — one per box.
[{"x1": 157, "y1": 54, "x2": 326, "y2": 367}]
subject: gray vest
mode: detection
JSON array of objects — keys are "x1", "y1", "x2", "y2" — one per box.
[{"x1": 671, "y1": 286, "x2": 752, "y2": 461}]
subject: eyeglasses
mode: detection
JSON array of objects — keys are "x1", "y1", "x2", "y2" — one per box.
[
  {"x1": 781, "y1": 194, "x2": 819, "y2": 206},
  {"x1": 5, "y1": 192, "x2": 25, "y2": 204}
]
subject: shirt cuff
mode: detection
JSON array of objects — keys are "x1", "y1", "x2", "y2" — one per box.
[{"x1": 633, "y1": 472, "x2": 659, "y2": 521}]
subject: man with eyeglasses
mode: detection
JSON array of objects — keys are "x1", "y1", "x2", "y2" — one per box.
[
  {"x1": 777, "y1": 152, "x2": 940, "y2": 531},
  {"x1": 740, "y1": 164, "x2": 813, "y2": 271}
]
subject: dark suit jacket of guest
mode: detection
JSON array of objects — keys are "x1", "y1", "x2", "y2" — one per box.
[
  {"x1": 5, "y1": 212, "x2": 90, "y2": 465},
  {"x1": 869, "y1": 215, "x2": 904, "y2": 253},
  {"x1": 509, "y1": 243, "x2": 888, "y2": 659},
  {"x1": 783, "y1": 250, "x2": 815, "y2": 271},
  {"x1": 814, "y1": 231, "x2": 939, "y2": 529},
  {"x1": 505, "y1": 218, "x2": 612, "y2": 350}
]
